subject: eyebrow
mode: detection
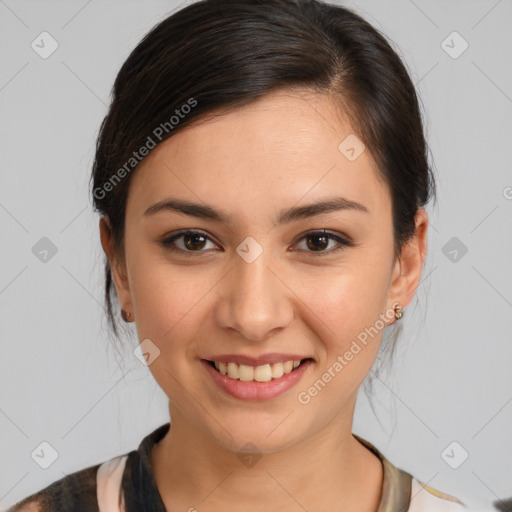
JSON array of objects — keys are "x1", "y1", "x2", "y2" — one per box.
[{"x1": 143, "y1": 196, "x2": 368, "y2": 225}]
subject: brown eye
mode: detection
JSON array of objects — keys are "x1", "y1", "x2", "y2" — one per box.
[
  {"x1": 161, "y1": 230, "x2": 219, "y2": 254},
  {"x1": 183, "y1": 232, "x2": 207, "y2": 250},
  {"x1": 293, "y1": 230, "x2": 352, "y2": 255},
  {"x1": 306, "y1": 233, "x2": 329, "y2": 251}
]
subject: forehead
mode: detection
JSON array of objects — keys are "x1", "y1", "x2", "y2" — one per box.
[{"x1": 127, "y1": 89, "x2": 389, "y2": 226}]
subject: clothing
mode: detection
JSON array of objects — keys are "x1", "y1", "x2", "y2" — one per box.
[{"x1": 7, "y1": 422, "x2": 472, "y2": 511}]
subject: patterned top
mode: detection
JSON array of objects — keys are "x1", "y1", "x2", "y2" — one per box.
[{"x1": 7, "y1": 422, "x2": 472, "y2": 512}]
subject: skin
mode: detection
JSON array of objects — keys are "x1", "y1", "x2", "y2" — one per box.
[{"x1": 100, "y1": 88, "x2": 428, "y2": 512}]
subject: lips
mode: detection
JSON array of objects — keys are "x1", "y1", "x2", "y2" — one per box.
[{"x1": 201, "y1": 357, "x2": 313, "y2": 401}]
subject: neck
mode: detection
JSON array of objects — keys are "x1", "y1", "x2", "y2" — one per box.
[{"x1": 151, "y1": 404, "x2": 383, "y2": 512}]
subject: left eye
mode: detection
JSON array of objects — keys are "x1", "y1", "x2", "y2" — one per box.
[
  {"x1": 292, "y1": 230, "x2": 352, "y2": 255},
  {"x1": 161, "y1": 229, "x2": 352, "y2": 255}
]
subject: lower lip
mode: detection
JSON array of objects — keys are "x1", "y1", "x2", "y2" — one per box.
[{"x1": 201, "y1": 359, "x2": 313, "y2": 401}]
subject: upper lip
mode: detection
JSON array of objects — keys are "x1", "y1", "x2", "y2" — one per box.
[{"x1": 204, "y1": 353, "x2": 312, "y2": 366}]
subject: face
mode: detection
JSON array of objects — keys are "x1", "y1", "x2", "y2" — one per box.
[{"x1": 103, "y1": 88, "x2": 427, "y2": 453}]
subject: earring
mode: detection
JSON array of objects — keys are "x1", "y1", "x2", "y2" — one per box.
[
  {"x1": 121, "y1": 309, "x2": 133, "y2": 322},
  {"x1": 394, "y1": 304, "x2": 403, "y2": 320}
]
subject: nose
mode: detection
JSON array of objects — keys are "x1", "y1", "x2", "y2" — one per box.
[{"x1": 214, "y1": 248, "x2": 294, "y2": 342}]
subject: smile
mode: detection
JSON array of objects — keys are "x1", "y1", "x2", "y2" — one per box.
[
  {"x1": 201, "y1": 357, "x2": 314, "y2": 401},
  {"x1": 208, "y1": 359, "x2": 306, "y2": 382}
]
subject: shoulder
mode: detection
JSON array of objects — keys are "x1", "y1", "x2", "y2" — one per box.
[
  {"x1": 351, "y1": 434, "x2": 492, "y2": 512},
  {"x1": 409, "y1": 478, "x2": 492, "y2": 511},
  {"x1": 6, "y1": 503, "x2": 42, "y2": 512},
  {"x1": 6, "y1": 455, "x2": 123, "y2": 512},
  {"x1": 6, "y1": 502, "x2": 45, "y2": 512},
  {"x1": 6, "y1": 423, "x2": 170, "y2": 512}
]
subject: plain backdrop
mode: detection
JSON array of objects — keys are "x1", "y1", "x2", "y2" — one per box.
[{"x1": 1, "y1": 0, "x2": 511, "y2": 510}]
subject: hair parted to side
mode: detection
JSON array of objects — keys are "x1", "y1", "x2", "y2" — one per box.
[{"x1": 90, "y1": 0, "x2": 435, "y2": 399}]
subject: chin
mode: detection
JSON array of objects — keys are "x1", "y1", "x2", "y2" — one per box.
[{"x1": 203, "y1": 412, "x2": 309, "y2": 455}]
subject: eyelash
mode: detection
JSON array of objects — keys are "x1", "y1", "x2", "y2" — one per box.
[{"x1": 160, "y1": 229, "x2": 353, "y2": 257}]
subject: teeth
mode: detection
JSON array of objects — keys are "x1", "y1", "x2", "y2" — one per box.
[
  {"x1": 212, "y1": 359, "x2": 303, "y2": 381},
  {"x1": 227, "y1": 362, "x2": 237, "y2": 379},
  {"x1": 254, "y1": 364, "x2": 272, "y2": 382},
  {"x1": 271, "y1": 362, "x2": 284, "y2": 379},
  {"x1": 239, "y1": 364, "x2": 254, "y2": 381}
]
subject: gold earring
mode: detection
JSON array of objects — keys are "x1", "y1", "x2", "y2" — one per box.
[
  {"x1": 121, "y1": 309, "x2": 133, "y2": 322},
  {"x1": 394, "y1": 304, "x2": 403, "y2": 320}
]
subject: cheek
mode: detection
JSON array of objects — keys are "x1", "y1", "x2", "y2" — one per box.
[
  {"x1": 134, "y1": 277, "x2": 206, "y2": 342},
  {"x1": 129, "y1": 264, "x2": 208, "y2": 392},
  {"x1": 314, "y1": 259, "x2": 391, "y2": 326},
  {"x1": 302, "y1": 253, "x2": 393, "y2": 372},
  {"x1": 127, "y1": 246, "x2": 208, "y2": 346}
]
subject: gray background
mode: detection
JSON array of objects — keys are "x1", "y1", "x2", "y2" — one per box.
[{"x1": 1, "y1": 0, "x2": 511, "y2": 510}]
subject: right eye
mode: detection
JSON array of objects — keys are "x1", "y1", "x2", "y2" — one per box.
[{"x1": 161, "y1": 230, "x2": 220, "y2": 255}]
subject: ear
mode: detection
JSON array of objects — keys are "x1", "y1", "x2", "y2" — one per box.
[
  {"x1": 386, "y1": 209, "x2": 429, "y2": 317},
  {"x1": 99, "y1": 216, "x2": 133, "y2": 312}
]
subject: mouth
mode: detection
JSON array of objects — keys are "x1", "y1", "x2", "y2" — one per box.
[{"x1": 204, "y1": 358, "x2": 314, "y2": 382}]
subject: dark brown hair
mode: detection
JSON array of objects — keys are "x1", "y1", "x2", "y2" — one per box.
[{"x1": 90, "y1": 0, "x2": 435, "y2": 391}]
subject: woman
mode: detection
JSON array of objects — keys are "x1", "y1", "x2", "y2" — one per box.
[{"x1": 8, "y1": 0, "x2": 491, "y2": 510}]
